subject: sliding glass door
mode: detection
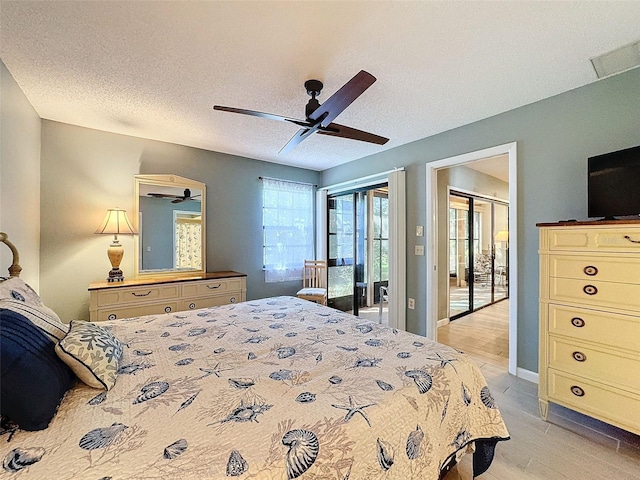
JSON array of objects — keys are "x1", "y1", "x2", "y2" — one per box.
[
  {"x1": 327, "y1": 187, "x2": 388, "y2": 317},
  {"x1": 449, "y1": 191, "x2": 508, "y2": 320}
]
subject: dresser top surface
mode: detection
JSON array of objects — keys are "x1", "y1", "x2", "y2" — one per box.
[
  {"x1": 89, "y1": 271, "x2": 246, "y2": 290},
  {"x1": 537, "y1": 219, "x2": 640, "y2": 227}
]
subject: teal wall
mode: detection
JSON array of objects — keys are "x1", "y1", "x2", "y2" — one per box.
[{"x1": 321, "y1": 68, "x2": 640, "y2": 373}]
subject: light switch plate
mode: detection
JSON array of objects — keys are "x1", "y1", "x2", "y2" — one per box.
[{"x1": 416, "y1": 225, "x2": 424, "y2": 236}]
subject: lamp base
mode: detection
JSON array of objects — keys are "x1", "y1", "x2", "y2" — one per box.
[{"x1": 107, "y1": 268, "x2": 125, "y2": 282}]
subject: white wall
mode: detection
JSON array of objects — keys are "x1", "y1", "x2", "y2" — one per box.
[{"x1": 0, "y1": 60, "x2": 41, "y2": 289}]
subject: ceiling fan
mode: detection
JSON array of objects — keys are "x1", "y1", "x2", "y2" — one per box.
[
  {"x1": 147, "y1": 188, "x2": 201, "y2": 204},
  {"x1": 213, "y1": 70, "x2": 389, "y2": 154}
]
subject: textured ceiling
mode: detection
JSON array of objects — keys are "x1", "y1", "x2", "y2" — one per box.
[{"x1": 1, "y1": 1, "x2": 639, "y2": 171}]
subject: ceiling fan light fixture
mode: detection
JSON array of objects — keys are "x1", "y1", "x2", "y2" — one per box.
[{"x1": 590, "y1": 40, "x2": 640, "y2": 79}]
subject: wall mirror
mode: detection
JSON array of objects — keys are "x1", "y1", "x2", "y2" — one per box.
[{"x1": 134, "y1": 174, "x2": 206, "y2": 278}]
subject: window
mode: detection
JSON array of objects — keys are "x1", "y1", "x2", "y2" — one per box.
[{"x1": 262, "y1": 177, "x2": 314, "y2": 282}]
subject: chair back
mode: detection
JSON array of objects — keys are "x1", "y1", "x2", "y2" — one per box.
[{"x1": 302, "y1": 260, "x2": 327, "y2": 289}]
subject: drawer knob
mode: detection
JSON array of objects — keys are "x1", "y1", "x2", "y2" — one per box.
[
  {"x1": 572, "y1": 351, "x2": 587, "y2": 362},
  {"x1": 165, "y1": 306, "x2": 172, "y2": 313},
  {"x1": 189, "y1": 302, "x2": 196, "y2": 309},
  {"x1": 132, "y1": 291, "x2": 152, "y2": 297},
  {"x1": 583, "y1": 285, "x2": 598, "y2": 295},
  {"x1": 571, "y1": 317, "x2": 585, "y2": 328},
  {"x1": 583, "y1": 266, "x2": 598, "y2": 276},
  {"x1": 623, "y1": 235, "x2": 640, "y2": 244},
  {"x1": 207, "y1": 284, "x2": 222, "y2": 289},
  {"x1": 108, "y1": 313, "x2": 117, "y2": 320},
  {"x1": 570, "y1": 385, "x2": 585, "y2": 397},
  {"x1": 230, "y1": 297, "x2": 236, "y2": 303}
]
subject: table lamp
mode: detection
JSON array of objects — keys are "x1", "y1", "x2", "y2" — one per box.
[{"x1": 95, "y1": 208, "x2": 137, "y2": 282}]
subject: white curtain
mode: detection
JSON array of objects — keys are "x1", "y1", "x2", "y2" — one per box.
[
  {"x1": 262, "y1": 177, "x2": 314, "y2": 283},
  {"x1": 175, "y1": 219, "x2": 202, "y2": 269}
]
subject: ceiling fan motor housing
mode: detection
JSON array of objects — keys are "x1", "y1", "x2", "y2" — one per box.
[{"x1": 304, "y1": 79, "x2": 323, "y2": 119}]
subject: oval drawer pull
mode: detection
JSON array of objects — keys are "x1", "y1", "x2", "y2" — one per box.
[
  {"x1": 132, "y1": 291, "x2": 152, "y2": 297},
  {"x1": 108, "y1": 313, "x2": 117, "y2": 320},
  {"x1": 230, "y1": 297, "x2": 237, "y2": 303},
  {"x1": 207, "y1": 284, "x2": 222, "y2": 289},
  {"x1": 583, "y1": 285, "x2": 598, "y2": 295},
  {"x1": 583, "y1": 265, "x2": 598, "y2": 276},
  {"x1": 571, "y1": 317, "x2": 585, "y2": 328},
  {"x1": 164, "y1": 306, "x2": 172, "y2": 313},
  {"x1": 189, "y1": 302, "x2": 196, "y2": 310},
  {"x1": 623, "y1": 235, "x2": 640, "y2": 244},
  {"x1": 572, "y1": 351, "x2": 587, "y2": 362},
  {"x1": 570, "y1": 385, "x2": 585, "y2": 397}
]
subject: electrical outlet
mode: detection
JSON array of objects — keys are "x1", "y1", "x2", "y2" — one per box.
[
  {"x1": 408, "y1": 298, "x2": 415, "y2": 309},
  {"x1": 415, "y1": 245, "x2": 424, "y2": 256}
]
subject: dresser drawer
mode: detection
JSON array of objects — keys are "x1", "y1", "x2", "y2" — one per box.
[
  {"x1": 548, "y1": 336, "x2": 640, "y2": 392},
  {"x1": 548, "y1": 370, "x2": 640, "y2": 435},
  {"x1": 548, "y1": 304, "x2": 640, "y2": 352},
  {"x1": 546, "y1": 227, "x2": 640, "y2": 253},
  {"x1": 181, "y1": 278, "x2": 243, "y2": 297},
  {"x1": 94, "y1": 302, "x2": 179, "y2": 321},
  {"x1": 549, "y1": 255, "x2": 640, "y2": 284},
  {"x1": 95, "y1": 285, "x2": 180, "y2": 307},
  {"x1": 549, "y1": 277, "x2": 640, "y2": 312},
  {"x1": 179, "y1": 294, "x2": 240, "y2": 311}
]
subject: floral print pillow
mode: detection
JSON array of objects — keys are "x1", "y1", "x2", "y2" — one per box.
[{"x1": 55, "y1": 321, "x2": 124, "y2": 390}]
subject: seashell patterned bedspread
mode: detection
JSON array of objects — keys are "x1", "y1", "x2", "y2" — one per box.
[{"x1": 0, "y1": 296, "x2": 509, "y2": 479}]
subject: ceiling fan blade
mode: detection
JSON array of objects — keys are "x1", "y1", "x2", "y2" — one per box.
[
  {"x1": 279, "y1": 128, "x2": 316, "y2": 155},
  {"x1": 307, "y1": 70, "x2": 376, "y2": 127},
  {"x1": 214, "y1": 105, "x2": 310, "y2": 127},
  {"x1": 318, "y1": 122, "x2": 389, "y2": 145}
]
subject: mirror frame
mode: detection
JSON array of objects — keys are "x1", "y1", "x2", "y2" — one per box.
[{"x1": 134, "y1": 174, "x2": 206, "y2": 278}]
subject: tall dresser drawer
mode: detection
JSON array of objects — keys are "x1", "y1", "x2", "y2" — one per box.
[
  {"x1": 547, "y1": 227, "x2": 640, "y2": 252},
  {"x1": 181, "y1": 278, "x2": 243, "y2": 297},
  {"x1": 548, "y1": 370, "x2": 640, "y2": 434},
  {"x1": 94, "y1": 302, "x2": 180, "y2": 321},
  {"x1": 549, "y1": 255, "x2": 640, "y2": 283},
  {"x1": 548, "y1": 304, "x2": 640, "y2": 352},
  {"x1": 548, "y1": 336, "x2": 640, "y2": 391},
  {"x1": 549, "y1": 277, "x2": 640, "y2": 312},
  {"x1": 96, "y1": 285, "x2": 180, "y2": 307}
]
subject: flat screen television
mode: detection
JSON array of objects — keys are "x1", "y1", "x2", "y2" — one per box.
[{"x1": 587, "y1": 145, "x2": 640, "y2": 220}]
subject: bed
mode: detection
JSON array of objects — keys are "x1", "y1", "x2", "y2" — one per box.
[{"x1": 0, "y1": 233, "x2": 509, "y2": 479}]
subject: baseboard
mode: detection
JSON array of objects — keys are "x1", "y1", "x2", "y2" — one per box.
[
  {"x1": 516, "y1": 367, "x2": 539, "y2": 384},
  {"x1": 437, "y1": 317, "x2": 449, "y2": 328}
]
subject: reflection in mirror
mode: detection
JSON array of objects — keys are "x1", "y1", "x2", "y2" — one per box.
[{"x1": 134, "y1": 175, "x2": 206, "y2": 278}]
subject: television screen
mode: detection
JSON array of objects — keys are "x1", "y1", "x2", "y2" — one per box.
[{"x1": 588, "y1": 145, "x2": 640, "y2": 219}]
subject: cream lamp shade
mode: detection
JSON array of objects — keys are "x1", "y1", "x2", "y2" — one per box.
[
  {"x1": 95, "y1": 208, "x2": 137, "y2": 282},
  {"x1": 494, "y1": 230, "x2": 509, "y2": 243}
]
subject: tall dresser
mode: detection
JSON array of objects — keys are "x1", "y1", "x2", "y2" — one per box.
[
  {"x1": 537, "y1": 220, "x2": 640, "y2": 435},
  {"x1": 89, "y1": 272, "x2": 246, "y2": 321}
]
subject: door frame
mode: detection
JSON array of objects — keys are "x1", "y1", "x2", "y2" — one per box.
[{"x1": 425, "y1": 142, "x2": 518, "y2": 375}]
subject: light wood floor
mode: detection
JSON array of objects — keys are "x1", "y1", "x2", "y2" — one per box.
[
  {"x1": 439, "y1": 301, "x2": 640, "y2": 479},
  {"x1": 442, "y1": 361, "x2": 640, "y2": 479},
  {"x1": 437, "y1": 300, "x2": 509, "y2": 369}
]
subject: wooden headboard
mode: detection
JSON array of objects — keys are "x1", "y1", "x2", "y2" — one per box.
[{"x1": 0, "y1": 232, "x2": 22, "y2": 277}]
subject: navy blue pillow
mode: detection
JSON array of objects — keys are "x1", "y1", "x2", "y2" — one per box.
[{"x1": 0, "y1": 308, "x2": 76, "y2": 431}]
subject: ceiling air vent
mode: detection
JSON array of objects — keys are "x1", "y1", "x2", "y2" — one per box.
[{"x1": 590, "y1": 40, "x2": 640, "y2": 79}]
